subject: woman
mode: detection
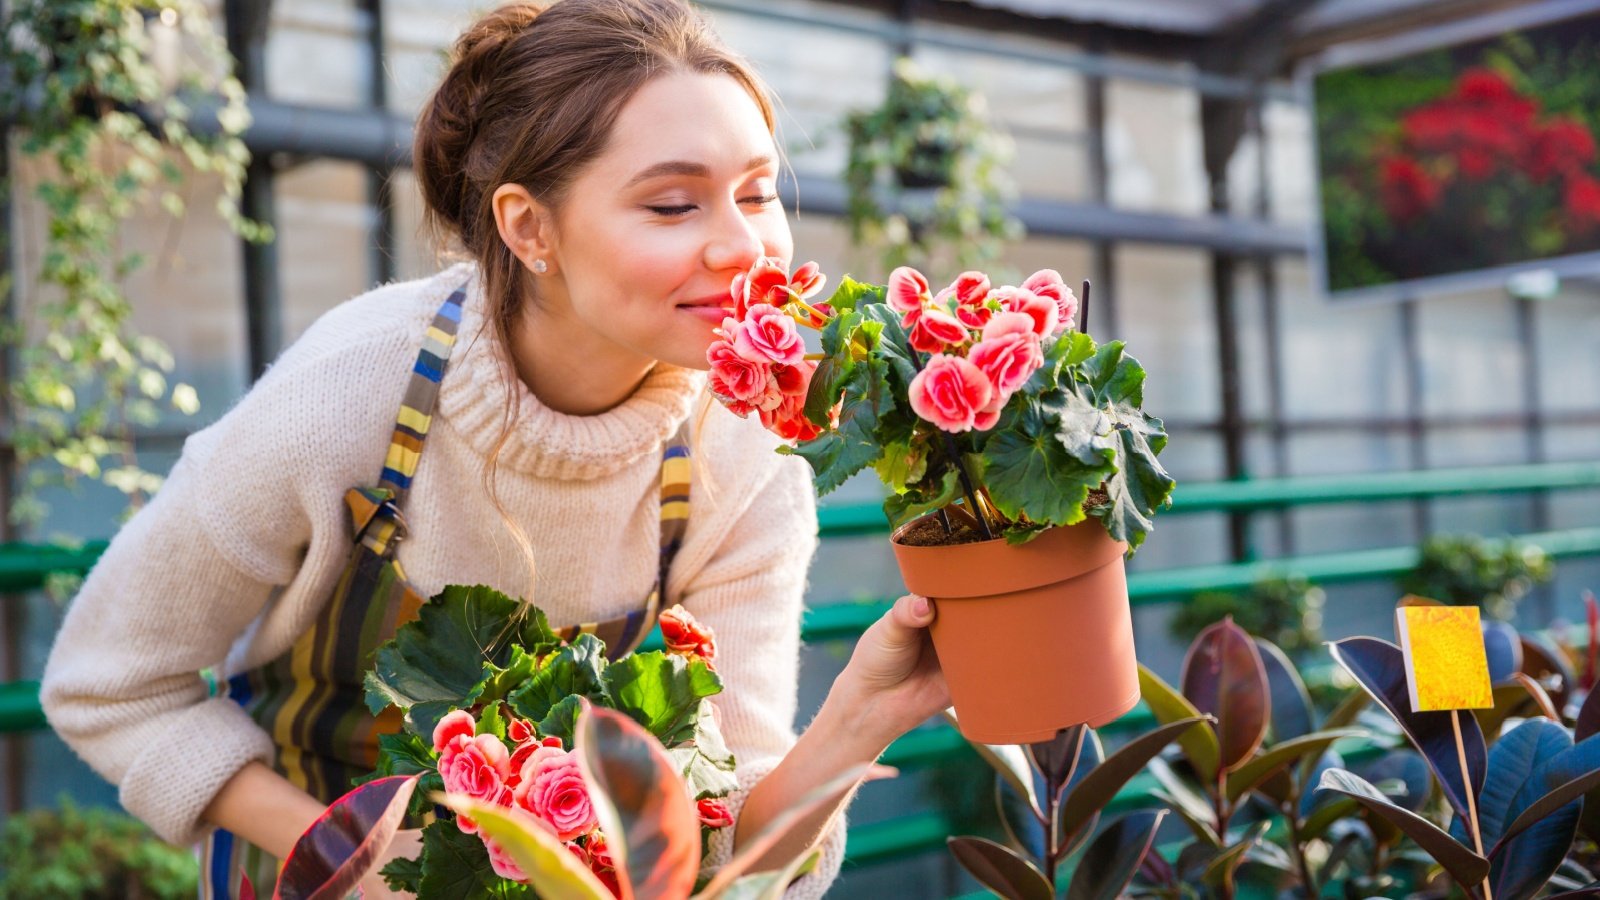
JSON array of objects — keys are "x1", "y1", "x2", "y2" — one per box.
[{"x1": 39, "y1": 0, "x2": 950, "y2": 897}]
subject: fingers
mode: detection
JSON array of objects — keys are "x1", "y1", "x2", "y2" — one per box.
[{"x1": 878, "y1": 593, "x2": 934, "y2": 646}]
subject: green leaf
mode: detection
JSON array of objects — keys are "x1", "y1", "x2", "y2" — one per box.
[
  {"x1": 882, "y1": 466, "x2": 960, "y2": 530},
  {"x1": 1027, "y1": 330, "x2": 1095, "y2": 394},
  {"x1": 380, "y1": 854, "x2": 424, "y2": 895},
  {"x1": 857, "y1": 302, "x2": 920, "y2": 392},
  {"x1": 872, "y1": 439, "x2": 928, "y2": 494},
  {"x1": 506, "y1": 634, "x2": 609, "y2": 724},
  {"x1": 536, "y1": 695, "x2": 583, "y2": 748},
  {"x1": 667, "y1": 702, "x2": 739, "y2": 799},
  {"x1": 477, "y1": 645, "x2": 538, "y2": 707},
  {"x1": 430, "y1": 800, "x2": 601, "y2": 899},
  {"x1": 1063, "y1": 342, "x2": 1176, "y2": 552},
  {"x1": 789, "y1": 352, "x2": 891, "y2": 496},
  {"x1": 1137, "y1": 663, "x2": 1221, "y2": 782},
  {"x1": 803, "y1": 309, "x2": 861, "y2": 425},
  {"x1": 981, "y1": 393, "x2": 1108, "y2": 526},
  {"x1": 821, "y1": 275, "x2": 882, "y2": 315},
  {"x1": 364, "y1": 585, "x2": 560, "y2": 736},
  {"x1": 1224, "y1": 729, "x2": 1366, "y2": 804},
  {"x1": 476, "y1": 699, "x2": 507, "y2": 742},
  {"x1": 1314, "y1": 768, "x2": 1490, "y2": 887},
  {"x1": 601, "y1": 651, "x2": 722, "y2": 744}
]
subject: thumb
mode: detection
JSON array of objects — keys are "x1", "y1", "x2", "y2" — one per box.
[{"x1": 878, "y1": 593, "x2": 935, "y2": 647}]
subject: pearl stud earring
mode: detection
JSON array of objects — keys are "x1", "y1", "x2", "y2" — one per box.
[{"x1": 533, "y1": 259, "x2": 548, "y2": 274}]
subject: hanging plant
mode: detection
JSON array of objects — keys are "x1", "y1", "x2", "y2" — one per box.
[
  {"x1": 0, "y1": 0, "x2": 270, "y2": 532},
  {"x1": 843, "y1": 57, "x2": 1022, "y2": 275}
]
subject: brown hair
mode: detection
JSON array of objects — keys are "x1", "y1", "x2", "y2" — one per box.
[{"x1": 412, "y1": 0, "x2": 772, "y2": 603}]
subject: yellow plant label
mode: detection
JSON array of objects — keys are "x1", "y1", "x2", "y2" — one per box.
[{"x1": 1395, "y1": 605, "x2": 1494, "y2": 712}]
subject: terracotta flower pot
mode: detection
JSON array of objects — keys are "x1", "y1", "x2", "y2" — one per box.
[{"x1": 890, "y1": 515, "x2": 1141, "y2": 744}]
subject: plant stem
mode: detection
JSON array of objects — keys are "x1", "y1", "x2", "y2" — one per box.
[
  {"x1": 936, "y1": 507, "x2": 953, "y2": 536},
  {"x1": 786, "y1": 291, "x2": 832, "y2": 326},
  {"x1": 1284, "y1": 804, "x2": 1317, "y2": 899},
  {"x1": 939, "y1": 431, "x2": 993, "y2": 540},
  {"x1": 1078, "y1": 279, "x2": 1091, "y2": 333}
]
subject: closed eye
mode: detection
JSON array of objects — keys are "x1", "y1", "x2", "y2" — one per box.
[{"x1": 645, "y1": 194, "x2": 779, "y2": 217}]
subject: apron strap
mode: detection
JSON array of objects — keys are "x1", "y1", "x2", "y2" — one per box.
[
  {"x1": 376, "y1": 278, "x2": 470, "y2": 507},
  {"x1": 561, "y1": 418, "x2": 693, "y2": 658}
]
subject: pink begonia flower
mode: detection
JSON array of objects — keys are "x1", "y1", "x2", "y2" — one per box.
[
  {"x1": 969, "y1": 316, "x2": 1045, "y2": 398},
  {"x1": 1021, "y1": 269, "x2": 1079, "y2": 334},
  {"x1": 731, "y1": 303, "x2": 806, "y2": 367},
  {"x1": 513, "y1": 747, "x2": 598, "y2": 841},
  {"x1": 887, "y1": 266, "x2": 931, "y2": 314},
  {"x1": 760, "y1": 390, "x2": 822, "y2": 443},
  {"x1": 993, "y1": 286, "x2": 1059, "y2": 339},
  {"x1": 658, "y1": 604, "x2": 717, "y2": 661},
  {"x1": 697, "y1": 797, "x2": 735, "y2": 829},
  {"x1": 730, "y1": 257, "x2": 791, "y2": 319},
  {"x1": 432, "y1": 709, "x2": 476, "y2": 753},
  {"x1": 484, "y1": 834, "x2": 528, "y2": 882},
  {"x1": 439, "y1": 733, "x2": 512, "y2": 834},
  {"x1": 707, "y1": 339, "x2": 772, "y2": 408},
  {"x1": 905, "y1": 306, "x2": 972, "y2": 354},
  {"x1": 773, "y1": 360, "x2": 814, "y2": 397},
  {"x1": 506, "y1": 716, "x2": 536, "y2": 745},
  {"x1": 948, "y1": 271, "x2": 991, "y2": 307},
  {"x1": 731, "y1": 257, "x2": 826, "y2": 319},
  {"x1": 908, "y1": 354, "x2": 996, "y2": 433}
]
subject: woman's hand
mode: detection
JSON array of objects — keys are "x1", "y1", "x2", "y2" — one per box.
[
  {"x1": 834, "y1": 593, "x2": 951, "y2": 747},
  {"x1": 357, "y1": 827, "x2": 422, "y2": 899}
]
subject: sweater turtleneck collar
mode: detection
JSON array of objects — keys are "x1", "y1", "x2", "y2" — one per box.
[{"x1": 435, "y1": 262, "x2": 706, "y2": 481}]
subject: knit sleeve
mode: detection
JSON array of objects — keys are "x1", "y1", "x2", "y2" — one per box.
[
  {"x1": 39, "y1": 295, "x2": 421, "y2": 848},
  {"x1": 39, "y1": 439, "x2": 287, "y2": 847},
  {"x1": 674, "y1": 454, "x2": 846, "y2": 898}
]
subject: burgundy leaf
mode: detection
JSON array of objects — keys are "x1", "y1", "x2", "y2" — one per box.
[
  {"x1": 574, "y1": 703, "x2": 699, "y2": 900},
  {"x1": 1181, "y1": 618, "x2": 1269, "y2": 774},
  {"x1": 947, "y1": 836, "x2": 1053, "y2": 900},
  {"x1": 1329, "y1": 636, "x2": 1486, "y2": 826},
  {"x1": 273, "y1": 774, "x2": 418, "y2": 900}
]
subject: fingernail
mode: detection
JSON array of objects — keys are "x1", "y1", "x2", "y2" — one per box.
[{"x1": 912, "y1": 595, "x2": 929, "y2": 617}]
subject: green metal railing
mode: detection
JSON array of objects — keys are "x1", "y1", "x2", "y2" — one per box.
[{"x1": 5, "y1": 459, "x2": 1600, "y2": 869}]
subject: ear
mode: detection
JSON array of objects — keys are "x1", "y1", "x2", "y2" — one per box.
[{"x1": 491, "y1": 183, "x2": 558, "y2": 274}]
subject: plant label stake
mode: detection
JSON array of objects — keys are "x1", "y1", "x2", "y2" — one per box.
[{"x1": 1395, "y1": 602, "x2": 1495, "y2": 900}]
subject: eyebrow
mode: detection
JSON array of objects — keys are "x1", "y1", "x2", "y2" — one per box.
[{"x1": 624, "y1": 154, "x2": 776, "y2": 188}]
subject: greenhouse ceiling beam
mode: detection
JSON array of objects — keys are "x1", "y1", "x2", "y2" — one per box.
[
  {"x1": 221, "y1": 98, "x2": 1308, "y2": 257},
  {"x1": 694, "y1": 0, "x2": 1300, "y2": 102}
]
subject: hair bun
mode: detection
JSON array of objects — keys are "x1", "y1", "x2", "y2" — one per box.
[{"x1": 413, "y1": 2, "x2": 544, "y2": 249}]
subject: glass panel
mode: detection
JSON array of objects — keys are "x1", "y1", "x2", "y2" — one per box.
[
  {"x1": 275, "y1": 160, "x2": 376, "y2": 343},
  {"x1": 266, "y1": 0, "x2": 368, "y2": 107},
  {"x1": 1105, "y1": 70, "x2": 1207, "y2": 215}
]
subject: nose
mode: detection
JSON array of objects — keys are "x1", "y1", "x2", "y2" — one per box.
[{"x1": 702, "y1": 198, "x2": 767, "y2": 275}]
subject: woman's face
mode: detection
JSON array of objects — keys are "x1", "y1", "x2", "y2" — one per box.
[{"x1": 539, "y1": 70, "x2": 793, "y2": 371}]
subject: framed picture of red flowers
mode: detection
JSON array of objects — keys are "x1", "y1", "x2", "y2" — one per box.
[{"x1": 1309, "y1": 6, "x2": 1600, "y2": 302}]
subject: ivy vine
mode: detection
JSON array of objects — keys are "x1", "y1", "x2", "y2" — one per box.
[
  {"x1": 843, "y1": 57, "x2": 1022, "y2": 275},
  {"x1": 0, "y1": 0, "x2": 270, "y2": 533}
]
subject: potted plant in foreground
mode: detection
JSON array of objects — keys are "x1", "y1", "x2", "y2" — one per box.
[{"x1": 707, "y1": 259, "x2": 1177, "y2": 744}]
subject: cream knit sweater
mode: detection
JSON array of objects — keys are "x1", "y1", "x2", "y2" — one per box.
[{"x1": 40, "y1": 261, "x2": 844, "y2": 897}]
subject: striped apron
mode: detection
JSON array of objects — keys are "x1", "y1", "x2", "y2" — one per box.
[{"x1": 200, "y1": 279, "x2": 694, "y2": 897}]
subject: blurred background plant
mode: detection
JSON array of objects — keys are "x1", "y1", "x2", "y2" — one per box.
[
  {"x1": 1169, "y1": 576, "x2": 1327, "y2": 659},
  {"x1": 1400, "y1": 533, "x2": 1555, "y2": 621},
  {"x1": 0, "y1": 798, "x2": 198, "y2": 899},
  {"x1": 0, "y1": 0, "x2": 270, "y2": 537},
  {"x1": 843, "y1": 57, "x2": 1021, "y2": 276}
]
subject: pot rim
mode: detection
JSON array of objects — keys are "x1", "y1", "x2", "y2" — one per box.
[{"x1": 889, "y1": 512, "x2": 1129, "y2": 598}]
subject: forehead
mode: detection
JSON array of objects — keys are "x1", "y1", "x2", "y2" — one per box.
[{"x1": 592, "y1": 70, "x2": 776, "y2": 181}]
